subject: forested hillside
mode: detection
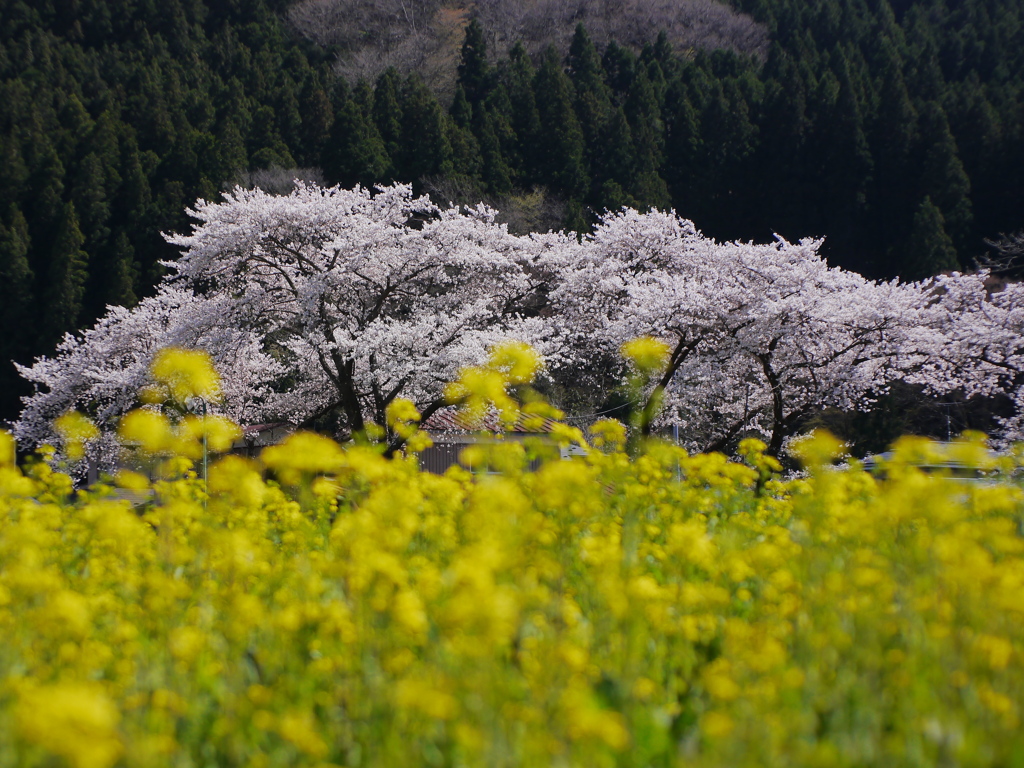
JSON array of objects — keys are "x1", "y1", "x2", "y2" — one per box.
[
  {"x1": 0, "y1": 0, "x2": 334, "y2": 419},
  {"x1": 2, "y1": 0, "x2": 1024, "y2": 426}
]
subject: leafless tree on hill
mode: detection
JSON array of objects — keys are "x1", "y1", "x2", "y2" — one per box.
[
  {"x1": 287, "y1": 0, "x2": 444, "y2": 49},
  {"x1": 475, "y1": 0, "x2": 768, "y2": 61},
  {"x1": 287, "y1": 0, "x2": 768, "y2": 92},
  {"x1": 979, "y1": 231, "x2": 1024, "y2": 278}
]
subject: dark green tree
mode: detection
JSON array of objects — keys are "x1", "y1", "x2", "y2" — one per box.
[
  {"x1": 917, "y1": 100, "x2": 972, "y2": 252},
  {"x1": 456, "y1": 19, "x2": 489, "y2": 107},
  {"x1": 273, "y1": 75, "x2": 303, "y2": 153},
  {"x1": 323, "y1": 92, "x2": 390, "y2": 187},
  {"x1": 116, "y1": 137, "x2": 153, "y2": 231},
  {"x1": 450, "y1": 85, "x2": 473, "y2": 131},
  {"x1": 446, "y1": 117, "x2": 483, "y2": 185},
  {"x1": 868, "y1": 40, "x2": 918, "y2": 252},
  {"x1": 663, "y1": 78, "x2": 702, "y2": 218},
  {"x1": 946, "y1": 79, "x2": 1002, "y2": 243},
  {"x1": 298, "y1": 78, "x2": 333, "y2": 164},
  {"x1": 43, "y1": 201, "x2": 90, "y2": 346},
  {"x1": 373, "y1": 69, "x2": 404, "y2": 163},
  {"x1": 903, "y1": 196, "x2": 959, "y2": 280},
  {"x1": 599, "y1": 108, "x2": 635, "y2": 191},
  {"x1": 103, "y1": 230, "x2": 138, "y2": 309},
  {"x1": 213, "y1": 118, "x2": 249, "y2": 182},
  {"x1": 399, "y1": 75, "x2": 453, "y2": 183},
  {"x1": 602, "y1": 41, "x2": 636, "y2": 101},
  {"x1": 27, "y1": 144, "x2": 66, "y2": 248},
  {"x1": 533, "y1": 46, "x2": 588, "y2": 199},
  {"x1": 905, "y1": 10, "x2": 946, "y2": 103},
  {"x1": 567, "y1": 24, "x2": 612, "y2": 180},
  {"x1": 73, "y1": 152, "x2": 112, "y2": 254},
  {"x1": 818, "y1": 50, "x2": 873, "y2": 261},
  {"x1": 0, "y1": 204, "x2": 34, "y2": 343},
  {"x1": 625, "y1": 67, "x2": 669, "y2": 210},
  {"x1": 0, "y1": 205, "x2": 34, "y2": 419},
  {"x1": 476, "y1": 109, "x2": 511, "y2": 194},
  {"x1": 696, "y1": 79, "x2": 757, "y2": 235},
  {"x1": 505, "y1": 43, "x2": 541, "y2": 181},
  {"x1": 597, "y1": 108, "x2": 638, "y2": 211},
  {"x1": 754, "y1": 46, "x2": 810, "y2": 240},
  {"x1": 0, "y1": 137, "x2": 29, "y2": 212},
  {"x1": 483, "y1": 85, "x2": 520, "y2": 184}
]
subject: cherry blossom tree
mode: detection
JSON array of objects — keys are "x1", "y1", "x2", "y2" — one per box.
[
  {"x1": 13, "y1": 183, "x2": 1024, "y2": 465},
  {"x1": 903, "y1": 272, "x2": 1024, "y2": 446},
  {"x1": 13, "y1": 286, "x2": 290, "y2": 469},
  {"x1": 15, "y1": 183, "x2": 558, "y2": 459},
  {"x1": 545, "y1": 208, "x2": 994, "y2": 455}
]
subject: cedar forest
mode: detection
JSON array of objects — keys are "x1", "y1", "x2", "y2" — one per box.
[{"x1": 1, "y1": 0, "x2": 1023, "y2": 436}]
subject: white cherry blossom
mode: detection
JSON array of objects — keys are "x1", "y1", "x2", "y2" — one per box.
[{"x1": 14, "y1": 185, "x2": 1024, "y2": 464}]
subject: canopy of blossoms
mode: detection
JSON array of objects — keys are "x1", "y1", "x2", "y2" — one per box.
[{"x1": 13, "y1": 183, "x2": 1024, "y2": 462}]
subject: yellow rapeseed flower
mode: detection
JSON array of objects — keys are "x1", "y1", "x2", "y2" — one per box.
[
  {"x1": 0, "y1": 429, "x2": 15, "y2": 466},
  {"x1": 487, "y1": 340, "x2": 542, "y2": 385},
  {"x1": 16, "y1": 683, "x2": 122, "y2": 768},
  {"x1": 149, "y1": 348, "x2": 222, "y2": 405},
  {"x1": 621, "y1": 336, "x2": 670, "y2": 374},
  {"x1": 261, "y1": 431, "x2": 346, "y2": 483},
  {"x1": 118, "y1": 409, "x2": 173, "y2": 454},
  {"x1": 54, "y1": 411, "x2": 99, "y2": 461}
]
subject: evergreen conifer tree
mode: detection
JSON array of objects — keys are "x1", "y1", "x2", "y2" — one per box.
[
  {"x1": 755, "y1": 46, "x2": 810, "y2": 239},
  {"x1": 83, "y1": 111, "x2": 123, "y2": 193},
  {"x1": 27, "y1": 145, "x2": 66, "y2": 248},
  {"x1": 0, "y1": 205, "x2": 34, "y2": 341},
  {"x1": 73, "y1": 152, "x2": 112, "y2": 255},
  {"x1": 213, "y1": 119, "x2": 249, "y2": 183},
  {"x1": 43, "y1": 201, "x2": 89, "y2": 346},
  {"x1": 696, "y1": 80, "x2": 757, "y2": 234},
  {"x1": 0, "y1": 137, "x2": 29, "y2": 212},
  {"x1": 298, "y1": 78, "x2": 334, "y2": 164},
  {"x1": 456, "y1": 19, "x2": 489, "y2": 107},
  {"x1": 567, "y1": 24, "x2": 612, "y2": 175},
  {"x1": 600, "y1": 108, "x2": 636, "y2": 194},
  {"x1": 373, "y1": 69, "x2": 404, "y2": 163},
  {"x1": 602, "y1": 41, "x2": 636, "y2": 100},
  {"x1": 663, "y1": 78, "x2": 702, "y2": 218},
  {"x1": 651, "y1": 31, "x2": 676, "y2": 79},
  {"x1": 597, "y1": 108, "x2": 638, "y2": 211},
  {"x1": 918, "y1": 100, "x2": 972, "y2": 251},
  {"x1": 273, "y1": 75, "x2": 303, "y2": 154},
  {"x1": 104, "y1": 230, "x2": 138, "y2": 309},
  {"x1": 477, "y1": 109, "x2": 512, "y2": 195},
  {"x1": 869, "y1": 40, "x2": 917, "y2": 249},
  {"x1": 625, "y1": 67, "x2": 669, "y2": 210},
  {"x1": 483, "y1": 85, "x2": 520, "y2": 184},
  {"x1": 0, "y1": 205, "x2": 34, "y2": 420},
  {"x1": 533, "y1": 46, "x2": 589, "y2": 199},
  {"x1": 324, "y1": 92, "x2": 390, "y2": 187},
  {"x1": 819, "y1": 49, "x2": 873, "y2": 258},
  {"x1": 903, "y1": 196, "x2": 959, "y2": 280},
  {"x1": 117, "y1": 138, "x2": 153, "y2": 230},
  {"x1": 446, "y1": 118, "x2": 483, "y2": 185},
  {"x1": 450, "y1": 85, "x2": 474, "y2": 131},
  {"x1": 399, "y1": 75, "x2": 453, "y2": 182},
  {"x1": 946, "y1": 81, "x2": 1001, "y2": 243},
  {"x1": 505, "y1": 43, "x2": 541, "y2": 182}
]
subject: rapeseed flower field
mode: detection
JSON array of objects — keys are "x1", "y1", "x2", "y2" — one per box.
[{"x1": 2, "y1": 348, "x2": 1024, "y2": 767}]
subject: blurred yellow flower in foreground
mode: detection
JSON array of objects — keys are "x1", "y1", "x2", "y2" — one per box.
[{"x1": 16, "y1": 683, "x2": 122, "y2": 768}]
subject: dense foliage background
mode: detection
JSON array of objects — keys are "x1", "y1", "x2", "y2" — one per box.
[{"x1": 1, "y1": 0, "x2": 1024, "y2": 427}]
